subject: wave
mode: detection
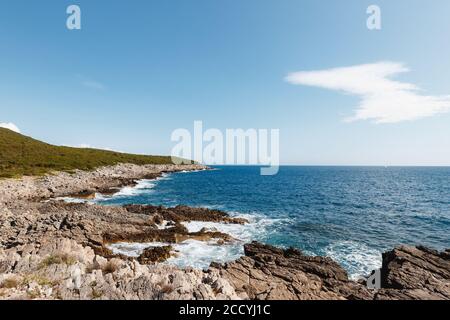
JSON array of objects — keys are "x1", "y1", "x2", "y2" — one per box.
[
  {"x1": 108, "y1": 239, "x2": 244, "y2": 270},
  {"x1": 108, "y1": 211, "x2": 280, "y2": 270},
  {"x1": 185, "y1": 204, "x2": 226, "y2": 210},
  {"x1": 323, "y1": 241, "x2": 382, "y2": 280},
  {"x1": 112, "y1": 179, "x2": 156, "y2": 197},
  {"x1": 179, "y1": 169, "x2": 207, "y2": 173},
  {"x1": 108, "y1": 242, "x2": 167, "y2": 257},
  {"x1": 53, "y1": 196, "x2": 92, "y2": 204},
  {"x1": 99, "y1": 171, "x2": 196, "y2": 200},
  {"x1": 167, "y1": 239, "x2": 243, "y2": 269}
]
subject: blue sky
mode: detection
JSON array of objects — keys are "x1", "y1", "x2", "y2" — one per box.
[{"x1": 1, "y1": 0, "x2": 450, "y2": 165}]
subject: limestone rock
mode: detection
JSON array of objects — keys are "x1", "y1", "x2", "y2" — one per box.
[
  {"x1": 210, "y1": 242, "x2": 373, "y2": 300},
  {"x1": 374, "y1": 245, "x2": 450, "y2": 300},
  {"x1": 210, "y1": 242, "x2": 450, "y2": 300},
  {"x1": 0, "y1": 238, "x2": 241, "y2": 300}
]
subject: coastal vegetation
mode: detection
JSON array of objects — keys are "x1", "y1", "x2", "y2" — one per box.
[{"x1": 0, "y1": 128, "x2": 174, "y2": 178}]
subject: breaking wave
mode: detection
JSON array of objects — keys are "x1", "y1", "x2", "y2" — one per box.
[{"x1": 323, "y1": 241, "x2": 382, "y2": 280}]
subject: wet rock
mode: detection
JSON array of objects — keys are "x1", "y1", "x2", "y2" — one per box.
[
  {"x1": 210, "y1": 242, "x2": 450, "y2": 300},
  {"x1": 125, "y1": 204, "x2": 248, "y2": 225},
  {"x1": 68, "y1": 190, "x2": 97, "y2": 200},
  {"x1": 138, "y1": 246, "x2": 174, "y2": 264},
  {"x1": 103, "y1": 223, "x2": 235, "y2": 245},
  {"x1": 1, "y1": 164, "x2": 448, "y2": 301},
  {"x1": 210, "y1": 242, "x2": 374, "y2": 300},
  {"x1": 152, "y1": 214, "x2": 164, "y2": 226},
  {"x1": 0, "y1": 164, "x2": 219, "y2": 261},
  {"x1": 0, "y1": 197, "x2": 241, "y2": 262},
  {"x1": 0, "y1": 238, "x2": 241, "y2": 300}
]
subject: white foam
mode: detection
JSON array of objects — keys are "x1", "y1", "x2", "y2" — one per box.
[
  {"x1": 100, "y1": 172, "x2": 173, "y2": 199},
  {"x1": 182, "y1": 213, "x2": 276, "y2": 243},
  {"x1": 108, "y1": 239, "x2": 244, "y2": 270},
  {"x1": 323, "y1": 241, "x2": 382, "y2": 280},
  {"x1": 168, "y1": 239, "x2": 244, "y2": 269},
  {"x1": 54, "y1": 177, "x2": 159, "y2": 203},
  {"x1": 188, "y1": 204, "x2": 225, "y2": 210},
  {"x1": 156, "y1": 220, "x2": 171, "y2": 230},
  {"x1": 113, "y1": 179, "x2": 156, "y2": 197},
  {"x1": 53, "y1": 196, "x2": 91, "y2": 204},
  {"x1": 107, "y1": 212, "x2": 280, "y2": 270},
  {"x1": 179, "y1": 168, "x2": 209, "y2": 173},
  {"x1": 157, "y1": 173, "x2": 172, "y2": 181},
  {"x1": 109, "y1": 242, "x2": 167, "y2": 257}
]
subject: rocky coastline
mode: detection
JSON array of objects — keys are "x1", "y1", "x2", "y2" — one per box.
[{"x1": 0, "y1": 163, "x2": 449, "y2": 300}]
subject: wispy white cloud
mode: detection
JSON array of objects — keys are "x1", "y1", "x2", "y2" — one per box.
[
  {"x1": 81, "y1": 80, "x2": 106, "y2": 90},
  {"x1": 76, "y1": 74, "x2": 107, "y2": 90},
  {"x1": 0, "y1": 122, "x2": 21, "y2": 133},
  {"x1": 64, "y1": 143, "x2": 123, "y2": 153},
  {"x1": 285, "y1": 62, "x2": 450, "y2": 123},
  {"x1": 73, "y1": 143, "x2": 93, "y2": 149}
]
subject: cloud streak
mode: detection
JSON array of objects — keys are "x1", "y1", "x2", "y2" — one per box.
[
  {"x1": 0, "y1": 122, "x2": 21, "y2": 133},
  {"x1": 285, "y1": 62, "x2": 450, "y2": 123},
  {"x1": 65, "y1": 143, "x2": 123, "y2": 153},
  {"x1": 82, "y1": 80, "x2": 106, "y2": 90}
]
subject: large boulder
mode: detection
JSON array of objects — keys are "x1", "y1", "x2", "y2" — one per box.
[{"x1": 375, "y1": 245, "x2": 450, "y2": 300}]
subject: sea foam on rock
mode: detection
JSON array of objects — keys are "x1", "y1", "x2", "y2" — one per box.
[
  {"x1": 0, "y1": 163, "x2": 449, "y2": 300},
  {"x1": 1, "y1": 238, "x2": 448, "y2": 300},
  {"x1": 0, "y1": 238, "x2": 241, "y2": 300},
  {"x1": 210, "y1": 242, "x2": 450, "y2": 300}
]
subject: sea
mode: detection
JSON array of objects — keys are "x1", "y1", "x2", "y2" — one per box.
[{"x1": 90, "y1": 166, "x2": 449, "y2": 279}]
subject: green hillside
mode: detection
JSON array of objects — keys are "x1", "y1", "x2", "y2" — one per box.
[{"x1": 0, "y1": 128, "x2": 175, "y2": 178}]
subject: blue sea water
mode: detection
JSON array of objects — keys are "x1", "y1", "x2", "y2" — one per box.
[{"x1": 98, "y1": 166, "x2": 450, "y2": 279}]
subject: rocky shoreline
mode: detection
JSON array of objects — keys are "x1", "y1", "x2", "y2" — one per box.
[
  {"x1": 0, "y1": 163, "x2": 208, "y2": 202},
  {"x1": 0, "y1": 164, "x2": 449, "y2": 300}
]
